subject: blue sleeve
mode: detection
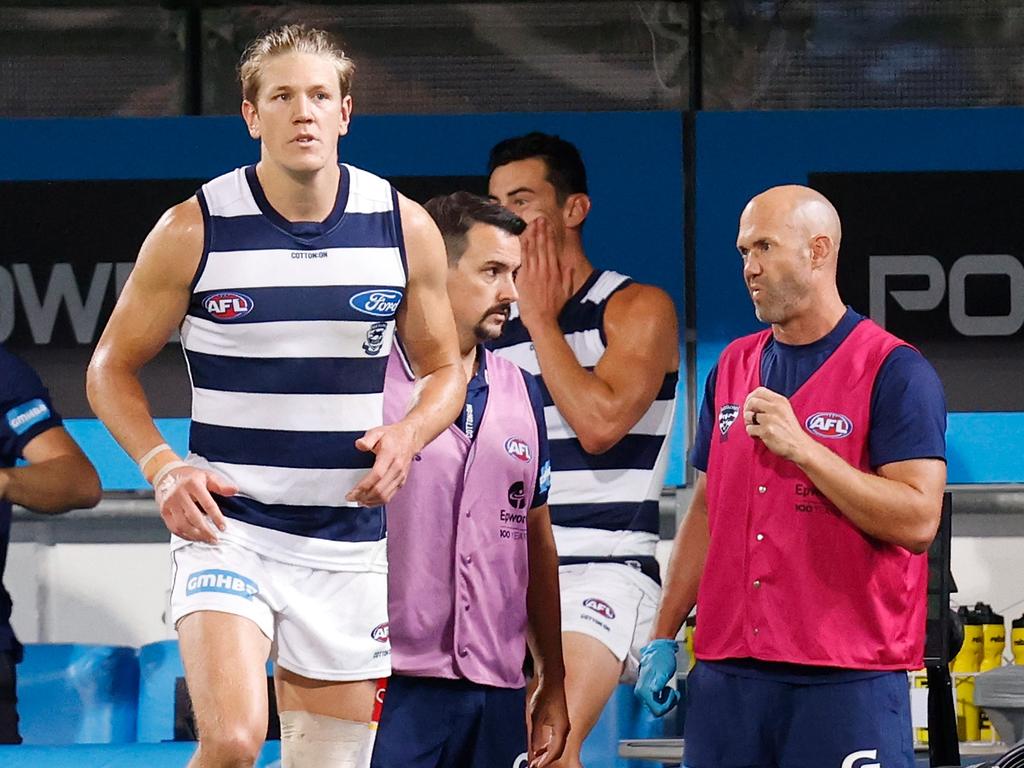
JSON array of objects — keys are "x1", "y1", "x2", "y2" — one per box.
[
  {"x1": 522, "y1": 370, "x2": 551, "y2": 509},
  {"x1": 688, "y1": 364, "x2": 718, "y2": 473},
  {"x1": 869, "y1": 346, "x2": 947, "y2": 468},
  {"x1": 1, "y1": 349, "x2": 64, "y2": 464}
]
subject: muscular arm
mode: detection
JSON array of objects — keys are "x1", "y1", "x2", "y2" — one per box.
[
  {"x1": 86, "y1": 199, "x2": 200, "y2": 470},
  {"x1": 527, "y1": 284, "x2": 679, "y2": 454},
  {"x1": 650, "y1": 472, "x2": 709, "y2": 640},
  {"x1": 87, "y1": 199, "x2": 234, "y2": 542},
  {"x1": 744, "y1": 387, "x2": 945, "y2": 553},
  {"x1": 346, "y1": 194, "x2": 464, "y2": 504},
  {"x1": 391, "y1": 194, "x2": 464, "y2": 442},
  {"x1": 0, "y1": 427, "x2": 101, "y2": 513}
]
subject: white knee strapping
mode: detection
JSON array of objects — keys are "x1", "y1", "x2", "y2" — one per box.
[{"x1": 278, "y1": 710, "x2": 376, "y2": 768}]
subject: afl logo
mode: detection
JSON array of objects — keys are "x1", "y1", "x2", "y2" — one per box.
[
  {"x1": 584, "y1": 598, "x2": 615, "y2": 620},
  {"x1": 505, "y1": 437, "x2": 531, "y2": 462},
  {"x1": 350, "y1": 289, "x2": 403, "y2": 317},
  {"x1": 371, "y1": 622, "x2": 390, "y2": 643},
  {"x1": 204, "y1": 292, "x2": 253, "y2": 320},
  {"x1": 805, "y1": 412, "x2": 853, "y2": 439}
]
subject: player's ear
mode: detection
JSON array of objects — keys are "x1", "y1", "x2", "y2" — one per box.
[
  {"x1": 242, "y1": 100, "x2": 260, "y2": 139},
  {"x1": 564, "y1": 193, "x2": 591, "y2": 229},
  {"x1": 338, "y1": 94, "x2": 354, "y2": 137}
]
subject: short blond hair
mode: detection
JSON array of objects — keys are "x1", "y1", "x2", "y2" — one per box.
[{"x1": 238, "y1": 24, "x2": 355, "y2": 103}]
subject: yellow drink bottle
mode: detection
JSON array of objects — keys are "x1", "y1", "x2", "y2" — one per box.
[
  {"x1": 683, "y1": 614, "x2": 696, "y2": 672},
  {"x1": 912, "y1": 668, "x2": 929, "y2": 745},
  {"x1": 1012, "y1": 614, "x2": 1024, "y2": 666},
  {"x1": 975, "y1": 603, "x2": 1005, "y2": 740},
  {"x1": 951, "y1": 606, "x2": 983, "y2": 741}
]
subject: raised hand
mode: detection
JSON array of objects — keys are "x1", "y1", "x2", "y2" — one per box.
[{"x1": 743, "y1": 386, "x2": 815, "y2": 463}]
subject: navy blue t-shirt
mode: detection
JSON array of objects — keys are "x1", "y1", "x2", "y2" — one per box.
[
  {"x1": 691, "y1": 308, "x2": 947, "y2": 472},
  {"x1": 456, "y1": 347, "x2": 551, "y2": 509},
  {"x1": 1, "y1": 345, "x2": 64, "y2": 660}
]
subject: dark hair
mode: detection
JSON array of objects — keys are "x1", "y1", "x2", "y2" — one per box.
[
  {"x1": 487, "y1": 132, "x2": 588, "y2": 203},
  {"x1": 423, "y1": 191, "x2": 526, "y2": 264}
]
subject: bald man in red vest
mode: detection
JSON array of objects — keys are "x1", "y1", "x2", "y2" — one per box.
[{"x1": 636, "y1": 185, "x2": 947, "y2": 768}]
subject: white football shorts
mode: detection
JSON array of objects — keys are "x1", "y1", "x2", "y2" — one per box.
[{"x1": 170, "y1": 538, "x2": 391, "y2": 681}]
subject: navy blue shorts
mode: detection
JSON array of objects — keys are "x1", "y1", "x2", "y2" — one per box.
[
  {"x1": 682, "y1": 661, "x2": 915, "y2": 768},
  {"x1": 370, "y1": 675, "x2": 527, "y2": 768}
]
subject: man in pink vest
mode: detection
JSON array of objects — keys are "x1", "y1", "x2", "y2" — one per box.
[
  {"x1": 373, "y1": 192, "x2": 569, "y2": 768},
  {"x1": 635, "y1": 185, "x2": 947, "y2": 768}
]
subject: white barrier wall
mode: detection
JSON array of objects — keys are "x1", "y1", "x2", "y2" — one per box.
[
  {"x1": 949, "y1": 537, "x2": 1024, "y2": 620},
  {"x1": 8, "y1": 542, "x2": 175, "y2": 647}
]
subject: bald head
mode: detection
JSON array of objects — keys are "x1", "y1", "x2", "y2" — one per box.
[
  {"x1": 735, "y1": 184, "x2": 847, "y2": 332},
  {"x1": 742, "y1": 185, "x2": 842, "y2": 255}
]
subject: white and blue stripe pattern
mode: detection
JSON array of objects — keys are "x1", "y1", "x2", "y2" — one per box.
[
  {"x1": 181, "y1": 164, "x2": 406, "y2": 554},
  {"x1": 490, "y1": 270, "x2": 677, "y2": 536}
]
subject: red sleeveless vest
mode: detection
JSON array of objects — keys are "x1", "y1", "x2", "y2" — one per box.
[{"x1": 699, "y1": 319, "x2": 927, "y2": 670}]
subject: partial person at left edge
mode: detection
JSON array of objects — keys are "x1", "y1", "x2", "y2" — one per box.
[{"x1": 0, "y1": 343, "x2": 102, "y2": 744}]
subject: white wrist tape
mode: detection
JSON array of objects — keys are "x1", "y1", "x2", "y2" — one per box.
[
  {"x1": 151, "y1": 460, "x2": 189, "y2": 491},
  {"x1": 137, "y1": 443, "x2": 171, "y2": 475}
]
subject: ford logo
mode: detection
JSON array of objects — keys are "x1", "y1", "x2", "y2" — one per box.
[{"x1": 350, "y1": 289, "x2": 403, "y2": 318}]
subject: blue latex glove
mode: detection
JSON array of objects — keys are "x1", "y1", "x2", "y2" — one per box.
[{"x1": 634, "y1": 638, "x2": 680, "y2": 717}]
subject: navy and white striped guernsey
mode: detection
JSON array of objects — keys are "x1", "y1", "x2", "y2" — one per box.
[
  {"x1": 178, "y1": 164, "x2": 406, "y2": 570},
  {"x1": 489, "y1": 270, "x2": 677, "y2": 559}
]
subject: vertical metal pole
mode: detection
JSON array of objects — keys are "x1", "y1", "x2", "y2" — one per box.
[
  {"x1": 681, "y1": 0, "x2": 702, "y2": 501},
  {"x1": 926, "y1": 665, "x2": 961, "y2": 767},
  {"x1": 184, "y1": 4, "x2": 203, "y2": 116},
  {"x1": 689, "y1": 0, "x2": 704, "y2": 112}
]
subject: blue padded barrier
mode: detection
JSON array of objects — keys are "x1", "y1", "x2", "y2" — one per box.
[
  {"x1": 0, "y1": 741, "x2": 281, "y2": 767},
  {"x1": 581, "y1": 682, "x2": 675, "y2": 768},
  {"x1": 0, "y1": 742, "x2": 997, "y2": 768},
  {"x1": 17, "y1": 644, "x2": 139, "y2": 745},
  {"x1": 136, "y1": 640, "x2": 183, "y2": 744},
  {"x1": 137, "y1": 639, "x2": 275, "y2": 743}
]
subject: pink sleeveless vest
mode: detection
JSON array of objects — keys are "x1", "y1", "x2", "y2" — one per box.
[
  {"x1": 699, "y1": 319, "x2": 928, "y2": 670},
  {"x1": 383, "y1": 346, "x2": 539, "y2": 687}
]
